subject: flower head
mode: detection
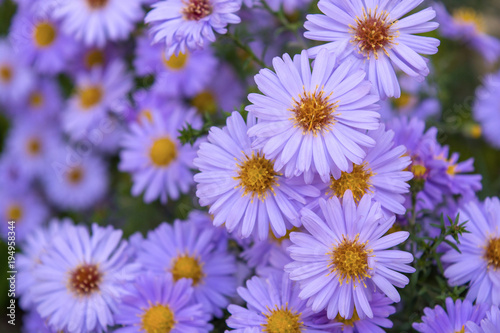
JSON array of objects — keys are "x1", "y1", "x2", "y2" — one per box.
[
  {"x1": 474, "y1": 69, "x2": 500, "y2": 148},
  {"x1": 467, "y1": 305, "x2": 500, "y2": 333}
]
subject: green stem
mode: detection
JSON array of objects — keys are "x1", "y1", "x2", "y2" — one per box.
[{"x1": 225, "y1": 32, "x2": 267, "y2": 68}]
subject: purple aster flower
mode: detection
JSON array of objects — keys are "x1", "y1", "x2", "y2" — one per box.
[
  {"x1": 442, "y1": 197, "x2": 500, "y2": 306},
  {"x1": 134, "y1": 34, "x2": 218, "y2": 97},
  {"x1": 314, "y1": 124, "x2": 413, "y2": 216},
  {"x1": 119, "y1": 107, "x2": 201, "y2": 203},
  {"x1": 0, "y1": 39, "x2": 34, "y2": 105},
  {"x1": 145, "y1": 0, "x2": 242, "y2": 56},
  {"x1": 305, "y1": 0, "x2": 440, "y2": 99},
  {"x1": 330, "y1": 292, "x2": 395, "y2": 333},
  {"x1": 53, "y1": 0, "x2": 143, "y2": 46},
  {"x1": 473, "y1": 69, "x2": 500, "y2": 148},
  {"x1": 62, "y1": 60, "x2": 132, "y2": 140},
  {"x1": 435, "y1": 3, "x2": 500, "y2": 63},
  {"x1": 246, "y1": 49, "x2": 380, "y2": 183},
  {"x1": 10, "y1": 9, "x2": 78, "y2": 74},
  {"x1": 467, "y1": 305, "x2": 500, "y2": 333},
  {"x1": 32, "y1": 223, "x2": 140, "y2": 333},
  {"x1": 42, "y1": 150, "x2": 108, "y2": 211},
  {"x1": 22, "y1": 310, "x2": 58, "y2": 333},
  {"x1": 70, "y1": 44, "x2": 121, "y2": 73},
  {"x1": 227, "y1": 271, "x2": 338, "y2": 332},
  {"x1": 285, "y1": 192, "x2": 415, "y2": 320},
  {"x1": 264, "y1": 0, "x2": 312, "y2": 15},
  {"x1": 137, "y1": 216, "x2": 237, "y2": 317},
  {"x1": 0, "y1": 153, "x2": 32, "y2": 194},
  {"x1": 0, "y1": 189, "x2": 48, "y2": 242},
  {"x1": 17, "y1": 218, "x2": 73, "y2": 310},
  {"x1": 413, "y1": 297, "x2": 488, "y2": 333},
  {"x1": 194, "y1": 111, "x2": 321, "y2": 240},
  {"x1": 114, "y1": 272, "x2": 213, "y2": 333}
]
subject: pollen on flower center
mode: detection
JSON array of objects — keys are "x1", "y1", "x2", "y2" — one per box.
[
  {"x1": 328, "y1": 163, "x2": 374, "y2": 202},
  {"x1": 262, "y1": 305, "x2": 303, "y2": 333},
  {"x1": 26, "y1": 138, "x2": 42, "y2": 156},
  {"x1": 29, "y1": 91, "x2": 44, "y2": 108},
  {"x1": 328, "y1": 234, "x2": 372, "y2": 285},
  {"x1": 453, "y1": 8, "x2": 484, "y2": 32},
  {"x1": 270, "y1": 227, "x2": 300, "y2": 244},
  {"x1": 182, "y1": 0, "x2": 212, "y2": 21},
  {"x1": 68, "y1": 264, "x2": 102, "y2": 296},
  {"x1": 79, "y1": 85, "x2": 103, "y2": 110},
  {"x1": 171, "y1": 254, "x2": 204, "y2": 285},
  {"x1": 141, "y1": 304, "x2": 176, "y2": 333},
  {"x1": 484, "y1": 237, "x2": 500, "y2": 270},
  {"x1": 7, "y1": 204, "x2": 23, "y2": 221},
  {"x1": 234, "y1": 151, "x2": 281, "y2": 201},
  {"x1": 290, "y1": 88, "x2": 338, "y2": 135},
  {"x1": 33, "y1": 22, "x2": 56, "y2": 48},
  {"x1": 455, "y1": 326, "x2": 465, "y2": 333},
  {"x1": 191, "y1": 90, "x2": 217, "y2": 114},
  {"x1": 149, "y1": 137, "x2": 177, "y2": 167},
  {"x1": 335, "y1": 308, "x2": 360, "y2": 326},
  {"x1": 411, "y1": 163, "x2": 427, "y2": 179},
  {"x1": 67, "y1": 167, "x2": 84, "y2": 184},
  {"x1": 350, "y1": 7, "x2": 398, "y2": 59},
  {"x1": 86, "y1": 0, "x2": 108, "y2": 9},
  {"x1": 85, "y1": 49, "x2": 105, "y2": 68},
  {"x1": 0, "y1": 65, "x2": 12, "y2": 83},
  {"x1": 163, "y1": 52, "x2": 189, "y2": 70}
]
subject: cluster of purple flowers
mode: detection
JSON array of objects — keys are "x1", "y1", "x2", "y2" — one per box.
[{"x1": 0, "y1": 0, "x2": 499, "y2": 332}]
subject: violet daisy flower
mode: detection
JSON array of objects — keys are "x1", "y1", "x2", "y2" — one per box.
[
  {"x1": 13, "y1": 77, "x2": 62, "y2": 122},
  {"x1": 442, "y1": 197, "x2": 500, "y2": 306},
  {"x1": 285, "y1": 192, "x2": 415, "y2": 320},
  {"x1": 32, "y1": 223, "x2": 140, "y2": 333},
  {"x1": 145, "y1": 0, "x2": 242, "y2": 56},
  {"x1": 137, "y1": 216, "x2": 237, "y2": 317},
  {"x1": 62, "y1": 60, "x2": 133, "y2": 140},
  {"x1": 473, "y1": 69, "x2": 500, "y2": 149},
  {"x1": 413, "y1": 297, "x2": 488, "y2": 333},
  {"x1": 10, "y1": 10, "x2": 78, "y2": 74},
  {"x1": 227, "y1": 271, "x2": 338, "y2": 332},
  {"x1": 330, "y1": 292, "x2": 395, "y2": 333},
  {"x1": 0, "y1": 40, "x2": 34, "y2": 104},
  {"x1": 467, "y1": 305, "x2": 500, "y2": 333},
  {"x1": 304, "y1": 0, "x2": 440, "y2": 99},
  {"x1": 53, "y1": 0, "x2": 143, "y2": 46},
  {"x1": 119, "y1": 108, "x2": 201, "y2": 204},
  {"x1": 114, "y1": 273, "x2": 212, "y2": 333},
  {"x1": 435, "y1": 3, "x2": 500, "y2": 64},
  {"x1": 246, "y1": 49, "x2": 380, "y2": 183},
  {"x1": 22, "y1": 310, "x2": 58, "y2": 333},
  {"x1": 194, "y1": 111, "x2": 320, "y2": 240}
]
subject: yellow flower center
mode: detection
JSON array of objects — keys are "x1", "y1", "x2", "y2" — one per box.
[
  {"x1": 182, "y1": 0, "x2": 212, "y2": 21},
  {"x1": 0, "y1": 65, "x2": 12, "y2": 83},
  {"x1": 270, "y1": 227, "x2": 300, "y2": 244},
  {"x1": 139, "y1": 109, "x2": 154, "y2": 123},
  {"x1": 191, "y1": 90, "x2": 217, "y2": 114},
  {"x1": 68, "y1": 264, "x2": 102, "y2": 296},
  {"x1": 350, "y1": 7, "x2": 398, "y2": 59},
  {"x1": 26, "y1": 138, "x2": 42, "y2": 156},
  {"x1": 290, "y1": 88, "x2": 338, "y2": 135},
  {"x1": 163, "y1": 52, "x2": 189, "y2": 70},
  {"x1": 79, "y1": 86, "x2": 103, "y2": 110},
  {"x1": 335, "y1": 308, "x2": 360, "y2": 326},
  {"x1": 411, "y1": 163, "x2": 427, "y2": 179},
  {"x1": 33, "y1": 22, "x2": 56, "y2": 48},
  {"x1": 485, "y1": 237, "x2": 500, "y2": 270},
  {"x1": 447, "y1": 164, "x2": 457, "y2": 176},
  {"x1": 85, "y1": 49, "x2": 105, "y2": 68},
  {"x1": 149, "y1": 137, "x2": 177, "y2": 167},
  {"x1": 453, "y1": 8, "x2": 484, "y2": 32},
  {"x1": 67, "y1": 167, "x2": 84, "y2": 185},
  {"x1": 328, "y1": 234, "x2": 372, "y2": 285},
  {"x1": 86, "y1": 0, "x2": 108, "y2": 9},
  {"x1": 455, "y1": 326, "x2": 465, "y2": 333},
  {"x1": 262, "y1": 305, "x2": 303, "y2": 333},
  {"x1": 393, "y1": 91, "x2": 412, "y2": 109},
  {"x1": 171, "y1": 254, "x2": 204, "y2": 285},
  {"x1": 234, "y1": 151, "x2": 281, "y2": 202},
  {"x1": 327, "y1": 163, "x2": 374, "y2": 203},
  {"x1": 29, "y1": 91, "x2": 44, "y2": 108},
  {"x1": 470, "y1": 124, "x2": 482, "y2": 139},
  {"x1": 141, "y1": 304, "x2": 176, "y2": 333},
  {"x1": 7, "y1": 204, "x2": 23, "y2": 221}
]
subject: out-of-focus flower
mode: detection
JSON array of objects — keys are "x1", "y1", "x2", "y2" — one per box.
[
  {"x1": 194, "y1": 112, "x2": 320, "y2": 240},
  {"x1": 442, "y1": 197, "x2": 500, "y2": 306},
  {"x1": 467, "y1": 305, "x2": 500, "y2": 333},
  {"x1": 227, "y1": 271, "x2": 337, "y2": 332},
  {"x1": 114, "y1": 273, "x2": 213, "y2": 333},
  {"x1": 22, "y1": 310, "x2": 58, "y2": 333},
  {"x1": 119, "y1": 107, "x2": 201, "y2": 203},
  {"x1": 53, "y1": 0, "x2": 143, "y2": 46},
  {"x1": 32, "y1": 223, "x2": 140, "y2": 333},
  {"x1": 285, "y1": 192, "x2": 415, "y2": 320},
  {"x1": 145, "y1": 0, "x2": 242, "y2": 56},
  {"x1": 435, "y1": 4, "x2": 500, "y2": 63},
  {"x1": 474, "y1": 69, "x2": 500, "y2": 149},
  {"x1": 413, "y1": 297, "x2": 488, "y2": 333},
  {"x1": 305, "y1": 0, "x2": 440, "y2": 99},
  {"x1": 247, "y1": 49, "x2": 380, "y2": 183},
  {"x1": 0, "y1": 40, "x2": 34, "y2": 104},
  {"x1": 137, "y1": 216, "x2": 237, "y2": 317}
]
